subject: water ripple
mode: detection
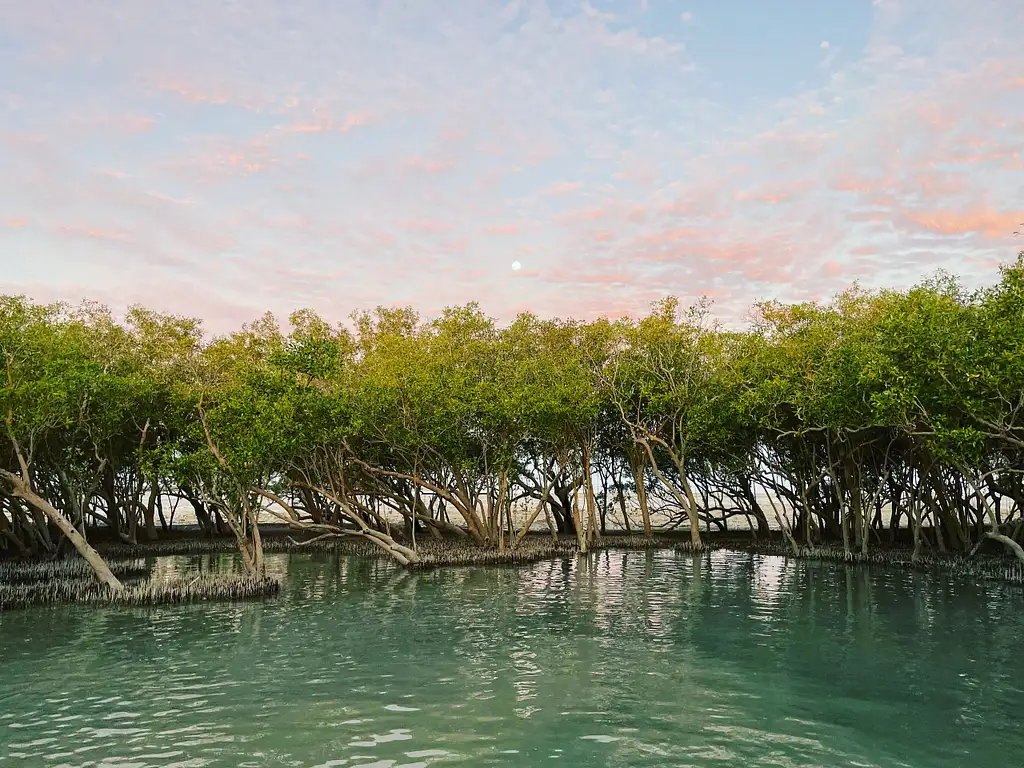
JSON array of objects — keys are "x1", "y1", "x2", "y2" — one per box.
[{"x1": 1, "y1": 550, "x2": 1022, "y2": 766}]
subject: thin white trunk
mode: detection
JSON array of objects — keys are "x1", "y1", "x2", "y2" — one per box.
[{"x1": 1, "y1": 469, "x2": 124, "y2": 591}]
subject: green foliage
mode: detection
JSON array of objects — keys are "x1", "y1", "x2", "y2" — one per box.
[{"x1": 3, "y1": 252, "x2": 1023, "y2": 554}]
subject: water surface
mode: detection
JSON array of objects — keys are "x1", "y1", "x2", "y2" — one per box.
[{"x1": 1, "y1": 550, "x2": 1021, "y2": 767}]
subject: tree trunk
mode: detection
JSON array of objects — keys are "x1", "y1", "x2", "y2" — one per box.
[
  {"x1": 843, "y1": 456, "x2": 866, "y2": 556},
  {"x1": 582, "y1": 445, "x2": 600, "y2": 548},
  {"x1": 679, "y1": 472, "x2": 703, "y2": 548},
  {"x1": 552, "y1": 486, "x2": 577, "y2": 535},
  {"x1": 10, "y1": 497, "x2": 42, "y2": 554},
  {"x1": 29, "y1": 506, "x2": 56, "y2": 553},
  {"x1": 632, "y1": 454, "x2": 652, "y2": 537},
  {"x1": 182, "y1": 486, "x2": 217, "y2": 535},
  {"x1": 571, "y1": 488, "x2": 587, "y2": 553},
  {"x1": 741, "y1": 479, "x2": 771, "y2": 538},
  {"x1": 515, "y1": 475, "x2": 557, "y2": 545},
  {"x1": 0, "y1": 505, "x2": 29, "y2": 555},
  {"x1": 1, "y1": 470, "x2": 124, "y2": 591},
  {"x1": 543, "y1": 502, "x2": 558, "y2": 542},
  {"x1": 272, "y1": 485, "x2": 419, "y2": 565},
  {"x1": 970, "y1": 476, "x2": 1024, "y2": 566},
  {"x1": 614, "y1": 475, "x2": 632, "y2": 533},
  {"x1": 144, "y1": 482, "x2": 159, "y2": 541},
  {"x1": 496, "y1": 471, "x2": 508, "y2": 553},
  {"x1": 298, "y1": 484, "x2": 323, "y2": 524}
]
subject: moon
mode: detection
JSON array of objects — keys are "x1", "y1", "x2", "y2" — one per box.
[{"x1": 511, "y1": 261, "x2": 522, "y2": 271}]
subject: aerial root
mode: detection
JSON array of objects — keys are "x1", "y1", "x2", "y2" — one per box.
[
  {"x1": 723, "y1": 540, "x2": 1024, "y2": 586},
  {"x1": 0, "y1": 558, "x2": 149, "y2": 584},
  {"x1": 0, "y1": 574, "x2": 281, "y2": 611}
]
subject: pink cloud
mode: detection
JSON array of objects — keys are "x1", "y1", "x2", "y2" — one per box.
[
  {"x1": 625, "y1": 205, "x2": 646, "y2": 223},
  {"x1": 904, "y1": 208, "x2": 1023, "y2": 238},
  {"x1": 914, "y1": 102, "x2": 959, "y2": 130},
  {"x1": 935, "y1": 143, "x2": 1017, "y2": 166},
  {"x1": 542, "y1": 181, "x2": 583, "y2": 195},
  {"x1": 339, "y1": 112, "x2": 370, "y2": 132},
  {"x1": 67, "y1": 112, "x2": 156, "y2": 135},
  {"x1": 442, "y1": 237, "x2": 468, "y2": 253},
  {"x1": 845, "y1": 210, "x2": 892, "y2": 224},
  {"x1": 55, "y1": 224, "x2": 130, "y2": 241},
  {"x1": 163, "y1": 137, "x2": 280, "y2": 182},
  {"x1": 288, "y1": 122, "x2": 331, "y2": 134},
  {"x1": 733, "y1": 179, "x2": 815, "y2": 206},
  {"x1": 280, "y1": 110, "x2": 369, "y2": 135},
  {"x1": 484, "y1": 224, "x2": 521, "y2": 235},
  {"x1": 1, "y1": 0, "x2": 1020, "y2": 334},
  {"x1": 115, "y1": 113, "x2": 156, "y2": 133},
  {"x1": 912, "y1": 170, "x2": 967, "y2": 199},
  {"x1": 637, "y1": 228, "x2": 706, "y2": 246},
  {"x1": 266, "y1": 214, "x2": 310, "y2": 230},
  {"x1": 144, "y1": 190, "x2": 194, "y2": 206},
  {"x1": 545, "y1": 264, "x2": 647, "y2": 286},
  {"x1": 439, "y1": 125, "x2": 469, "y2": 143},
  {"x1": 735, "y1": 190, "x2": 792, "y2": 205},
  {"x1": 833, "y1": 174, "x2": 897, "y2": 194},
  {"x1": 1003, "y1": 154, "x2": 1024, "y2": 170},
  {"x1": 154, "y1": 78, "x2": 231, "y2": 106},
  {"x1": 559, "y1": 205, "x2": 610, "y2": 223},
  {"x1": 403, "y1": 157, "x2": 457, "y2": 173},
  {"x1": 402, "y1": 219, "x2": 451, "y2": 234}
]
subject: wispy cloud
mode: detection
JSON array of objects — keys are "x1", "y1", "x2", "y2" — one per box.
[
  {"x1": 903, "y1": 208, "x2": 1022, "y2": 238},
  {"x1": 0, "y1": 0, "x2": 1021, "y2": 331},
  {"x1": 55, "y1": 224, "x2": 130, "y2": 241}
]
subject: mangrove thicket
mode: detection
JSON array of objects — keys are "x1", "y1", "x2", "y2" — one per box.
[{"x1": 2, "y1": 256, "x2": 1023, "y2": 586}]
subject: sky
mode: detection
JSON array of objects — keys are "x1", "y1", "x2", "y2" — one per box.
[{"x1": 1, "y1": 0, "x2": 1022, "y2": 333}]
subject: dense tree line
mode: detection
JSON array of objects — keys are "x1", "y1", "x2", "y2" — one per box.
[{"x1": 2, "y1": 256, "x2": 1023, "y2": 588}]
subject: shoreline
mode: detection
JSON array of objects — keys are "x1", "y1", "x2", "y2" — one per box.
[{"x1": 2, "y1": 528, "x2": 1021, "y2": 611}]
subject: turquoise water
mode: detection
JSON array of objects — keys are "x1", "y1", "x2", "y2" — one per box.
[{"x1": 1, "y1": 550, "x2": 1022, "y2": 767}]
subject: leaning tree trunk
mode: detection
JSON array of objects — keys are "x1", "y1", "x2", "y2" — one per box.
[
  {"x1": 1, "y1": 470, "x2": 124, "y2": 591},
  {"x1": 515, "y1": 475, "x2": 557, "y2": 546},
  {"x1": 970, "y1": 475, "x2": 1024, "y2": 566},
  {"x1": 256, "y1": 487, "x2": 419, "y2": 566}
]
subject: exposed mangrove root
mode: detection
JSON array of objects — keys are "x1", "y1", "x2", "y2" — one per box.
[
  {"x1": 413, "y1": 540, "x2": 575, "y2": 568},
  {"x1": 0, "y1": 558, "x2": 149, "y2": 584},
  {"x1": 694, "y1": 540, "x2": 1024, "y2": 587},
  {"x1": 29, "y1": 530, "x2": 1022, "y2": 587},
  {"x1": 349, "y1": 535, "x2": 1024, "y2": 585},
  {"x1": 91, "y1": 535, "x2": 378, "y2": 560},
  {"x1": 400, "y1": 535, "x2": 681, "y2": 568},
  {"x1": 0, "y1": 574, "x2": 281, "y2": 611}
]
